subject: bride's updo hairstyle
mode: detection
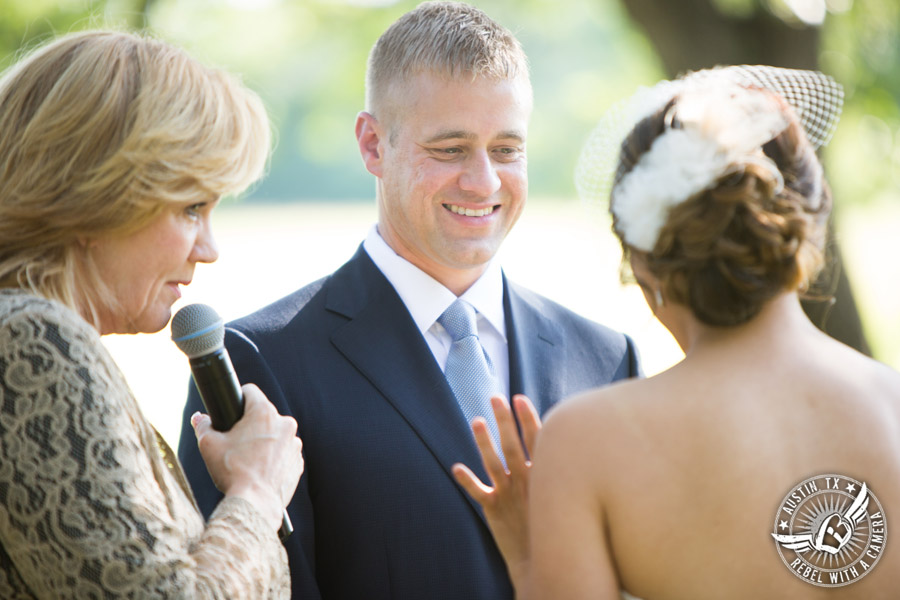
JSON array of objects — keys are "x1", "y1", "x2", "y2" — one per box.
[
  {"x1": 575, "y1": 67, "x2": 842, "y2": 328},
  {"x1": 613, "y1": 93, "x2": 831, "y2": 326}
]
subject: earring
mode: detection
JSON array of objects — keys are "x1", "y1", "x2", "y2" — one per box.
[{"x1": 654, "y1": 288, "x2": 665, "y2": 309}]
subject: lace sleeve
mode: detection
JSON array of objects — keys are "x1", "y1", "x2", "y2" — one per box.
[{"x1": 0, "y1": 295, "x2": 289, "y2": 598}]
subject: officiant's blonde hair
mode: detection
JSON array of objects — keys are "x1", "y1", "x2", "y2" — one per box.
[{"x1": 0, "y1": 30, "x2": 270, "y2": 328}]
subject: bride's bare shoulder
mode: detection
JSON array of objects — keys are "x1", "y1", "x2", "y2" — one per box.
[
  {"x1": 537, "y1": 369, "x2": 683, "y2": 462},
  {"x1": 545, "y1": 368, "x2": 682, "y2": 429},
  {"x1": 864, "y1": 354, "x2": 900, "y2": 395}
]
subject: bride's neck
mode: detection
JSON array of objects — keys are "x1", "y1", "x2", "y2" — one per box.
[{"x1": 674, "y1": 292, "x2": 815, "y2": 356}]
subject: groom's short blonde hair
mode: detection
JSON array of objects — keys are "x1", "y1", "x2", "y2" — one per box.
[{"x1": 365, "y1": 1, "x2": 530, "y2": 121}]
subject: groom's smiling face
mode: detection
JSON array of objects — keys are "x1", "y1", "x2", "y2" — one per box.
[{"x1": 372, "y1": 71, "x2": 532, "y2": 290}]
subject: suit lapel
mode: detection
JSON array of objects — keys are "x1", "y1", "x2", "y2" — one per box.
[
  {"x1": 505, "y1": 279, "x2": 565, "y2": 417},
  {"x1": 325, "y1": 249, "x2": 492, "y2": 502}
]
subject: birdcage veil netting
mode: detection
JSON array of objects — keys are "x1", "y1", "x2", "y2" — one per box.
[{"x1": 574, "y1": 65, "x2": 844, "y2": 207}]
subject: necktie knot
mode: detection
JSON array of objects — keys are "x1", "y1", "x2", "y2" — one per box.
[{"x1": 438, "y1": 300, "x2": 479, "y2": 342}]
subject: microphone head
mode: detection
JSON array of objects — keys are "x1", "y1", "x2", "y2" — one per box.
[{"x1": 171, "y1": 303, "x2": 225, "y2": 358}]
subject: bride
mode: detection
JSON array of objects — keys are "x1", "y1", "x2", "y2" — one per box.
[{"x1": 453, "y1": 66, "x2": 900, "y2": 599}]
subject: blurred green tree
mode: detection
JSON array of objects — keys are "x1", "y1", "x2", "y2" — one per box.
[
  {"x1": 1, "y1": 0, "x2": 897, "y2": 357},
  {"x1": 0, "y1": 0, "x2": 150, "y2": 53},
  {"x1": 1, "y1": 1, "x2": 897, "y2": 206}
]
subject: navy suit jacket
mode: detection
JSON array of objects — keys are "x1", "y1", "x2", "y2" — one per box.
[{"x1": 177, "y1": 246, "x2": 640, "y2": 599}]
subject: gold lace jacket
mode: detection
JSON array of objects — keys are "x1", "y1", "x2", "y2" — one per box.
[{"x1": 0, "y1": 290, "x2": 290, "y2": 598}]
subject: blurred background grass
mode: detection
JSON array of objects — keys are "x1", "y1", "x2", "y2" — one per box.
[{"x1": 2, "y1": 0, "x2": 898, "y2": 446}]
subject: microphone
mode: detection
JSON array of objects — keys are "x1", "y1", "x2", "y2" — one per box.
[{"x1": 171, "y1": 303, "x2": 293, "y2": 541}]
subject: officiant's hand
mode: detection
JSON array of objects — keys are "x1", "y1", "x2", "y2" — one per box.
[{"x1": 452, "y1": 394, "x2": 541, "y2": 591}]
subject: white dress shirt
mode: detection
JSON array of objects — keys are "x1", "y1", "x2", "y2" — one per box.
[{"x1": 363, "y1": 225, "x2": 510, "y2": 400}]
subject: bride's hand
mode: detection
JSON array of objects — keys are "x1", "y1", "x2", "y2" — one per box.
[{"x1": 452, "y1": 394, "x2": 541, "y2": 589}]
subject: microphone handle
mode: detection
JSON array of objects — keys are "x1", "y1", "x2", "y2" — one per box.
[
  {"x1": 190, "y1": 349, "x2": 294, "y2": 540},
  {"x1": 189, "y1": 350, "x2": 243, "y2": 431}
]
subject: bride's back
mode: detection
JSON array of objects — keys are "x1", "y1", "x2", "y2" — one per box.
[{"x1": 586, "y1": 317, "x2": 900, "y2": 599}]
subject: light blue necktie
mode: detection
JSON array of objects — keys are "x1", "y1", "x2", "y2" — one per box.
[{"x1": 439, "y1": 299, "x2": 504, "y2": 462}]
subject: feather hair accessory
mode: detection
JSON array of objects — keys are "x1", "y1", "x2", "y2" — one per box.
[
  {"x1": 611, "y1": 82, "x2": 789, "y2": 251},
  {"x1": 575, "y1": 66, "x2": 843, "y2": 252}
]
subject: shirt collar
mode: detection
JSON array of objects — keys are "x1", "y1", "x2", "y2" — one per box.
[{"x1": 363, "y1": 225, "x2": 506, "y2": 340}]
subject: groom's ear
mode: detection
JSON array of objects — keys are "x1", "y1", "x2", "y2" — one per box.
[{"x1": 356, "y1": 111, "x2": 386, "y2": 177}]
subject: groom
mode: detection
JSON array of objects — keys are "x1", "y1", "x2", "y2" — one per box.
[{"x1": 178, "y1": 2, "x2": 640, "y2": 598}]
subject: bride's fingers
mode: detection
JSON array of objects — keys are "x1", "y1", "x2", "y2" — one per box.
[
  {"x1": 513, "y1": 394, "x2": 541, "y2": 460},
  {"x1": 472, "y1": 417, "x2": 507, "y2": 484},
  {"x1": 451, "y1": 462, "x2": 492, "y2": 501},
  {"x1": 492, "y1": 395, "x2": 526, "y2": 474}
]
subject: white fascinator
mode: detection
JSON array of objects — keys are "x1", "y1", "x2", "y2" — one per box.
[{"x1": 575, "y1": 65, "x2": 844, "y2": 252}]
